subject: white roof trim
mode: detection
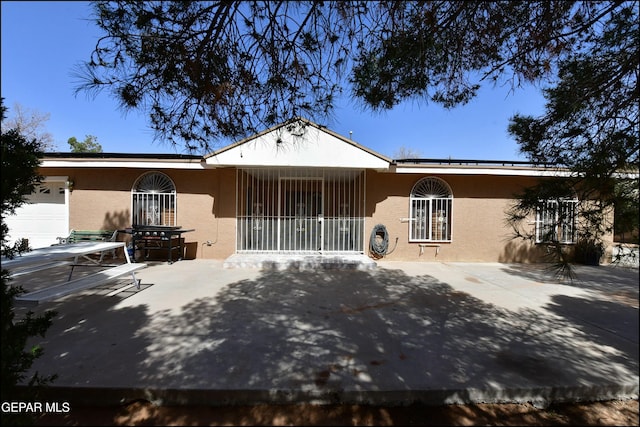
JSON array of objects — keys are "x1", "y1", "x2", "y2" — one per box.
[
  {"x1": 393, "y1": 165, "x2": 576, "y2": 177},
  {"x1": 205, "y1": 118, "x2": 391, "y2": 170},
  {"x1": 394, "y1": 165, "x2": 639, "y2": 178},
  {"x1": 40, "y1": 159, "x2": 207, "y2": 170}
]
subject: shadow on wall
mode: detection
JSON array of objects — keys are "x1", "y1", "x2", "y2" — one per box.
[
  {"x1": 498, "y1": 240, "x2": 548, "y2": 263},
  {"x1": 103, "y1": 210, "x2": 131, "y2": 231}
]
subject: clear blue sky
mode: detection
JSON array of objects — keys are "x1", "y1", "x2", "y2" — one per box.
[{"x1": 2, "y1": 1, "x2": 547, "y2": 160}]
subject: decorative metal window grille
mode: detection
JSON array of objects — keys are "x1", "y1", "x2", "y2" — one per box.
[
  {"x1": 535, "y1": 199, "x2": 578, "y2": 244},
  {"x1": 409, "y1": 177, "x2": 453, "y2": 242},
  {"x1": 131, "y1": 172, "x2": 177, "y2": 226},
  {"x1": 237, "y1": 168, "x2": 365, "y2": 253}
]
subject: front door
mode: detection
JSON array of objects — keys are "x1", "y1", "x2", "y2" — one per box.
[{"x1": 279, "y1": 178, "x2": 323, "y2": 252}]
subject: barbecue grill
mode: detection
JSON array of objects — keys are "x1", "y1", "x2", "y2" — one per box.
[{"x1": 120, "y1": 225, "x2": 195, "y2": 264}]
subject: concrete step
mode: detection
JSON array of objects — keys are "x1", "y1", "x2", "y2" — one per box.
[{"x1": 223, "y1": 253, "x2": 377, "y2": 270}]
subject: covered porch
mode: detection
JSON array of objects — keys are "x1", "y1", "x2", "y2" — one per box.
[
  {"x1": 204, "y1": 118, "x2": 392, "y2": 260},
  {"x1": 236, "y1": 167, "x2": 366, "y2": 255}
]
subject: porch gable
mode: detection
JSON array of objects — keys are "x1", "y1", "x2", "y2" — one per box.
[{"x1": 205, "y1": 118, "x2": 391, "y2": 170}]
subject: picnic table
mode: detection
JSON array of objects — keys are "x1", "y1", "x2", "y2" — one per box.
[{"x1": 2, "y1": 241, "x2": 147, "y2": 306}]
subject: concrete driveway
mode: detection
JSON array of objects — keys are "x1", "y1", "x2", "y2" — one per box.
[{"x1": 21, "y1": 260, "x2": 638, "y2": 407}]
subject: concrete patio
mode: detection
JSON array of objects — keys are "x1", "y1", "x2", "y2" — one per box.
[{"x1": 17, "y1": 259, "x2": 639, "y2": 408}]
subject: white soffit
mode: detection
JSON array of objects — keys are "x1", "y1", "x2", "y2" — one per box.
[{"x1": 206, "y1": 120, "x2": 391, "y2": 170}]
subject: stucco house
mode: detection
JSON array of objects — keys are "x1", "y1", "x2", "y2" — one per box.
[{"x1": 6, "y1": 118, "x2": 613, "y2": 265}]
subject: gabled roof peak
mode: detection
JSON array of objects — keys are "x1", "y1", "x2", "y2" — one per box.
[{"x1": 204, "y1": 118, "x2": 391, "y2": 170}]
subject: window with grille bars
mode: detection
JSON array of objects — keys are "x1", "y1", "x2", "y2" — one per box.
[
  {"x1": 535, "y1": 199, "x2": 578, "y2": 244},
  {"x1": 409, "y1": 177, "x2": 453, "y2": 242},
  {"x1": 131, "y1": 172, "x2": 177, "y2": 226}
]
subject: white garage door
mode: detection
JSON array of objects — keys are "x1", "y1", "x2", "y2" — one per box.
[{"x1": 5, "y1": 178, "x2": 69, "y2": 249}]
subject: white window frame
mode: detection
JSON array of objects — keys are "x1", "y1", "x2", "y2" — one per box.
[
  {"x1": 131, "y1": 172, "x2": 177, "y2": 226},
  {"x1": 535, "y1": 198, "x2": 578, "y2": 244},
  {"x1": 409, "y1": 177, "x2": 453, "y2": 242}
]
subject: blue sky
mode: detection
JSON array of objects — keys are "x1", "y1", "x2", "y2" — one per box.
[{"x1": 2, "y1": 1, "x2": 548, "y2": 160}]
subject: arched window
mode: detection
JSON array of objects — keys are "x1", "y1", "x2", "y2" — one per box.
[
  {"x1": 131, "y1": 172, "x2": 177, "y2": 226},
  {"x1": 409, "y1": 177, "x2": 453, "y2": 242}
]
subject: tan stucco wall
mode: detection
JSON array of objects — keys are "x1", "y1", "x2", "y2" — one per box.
[
  {"x1": 365, "y1": 171, "x2": 548, "y2": 263},
  {"x1": 42, "y1": 167, "x2": 238, "y2": 260},
  {"x1": 40, "y1": 166, "x2": 614, "y2": 263}
]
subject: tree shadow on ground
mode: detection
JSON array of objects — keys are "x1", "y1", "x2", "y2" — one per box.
[
  {"x1": 499, "y1": 263, "x2": 639, "y2": 307},
  {"x1": 24, "y1": 265, "x2": 638, "y2": 425},
  {"x1": 547, "y1": 294, "x2": 639, "y2": 355},
  {"x1": 129, "y1": 268, "x2": 637, "y2": 401},
  {"x1": 18, "y1": 278, "x2": 153, "y2": 402}
]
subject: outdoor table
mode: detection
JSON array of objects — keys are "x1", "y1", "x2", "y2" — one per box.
[
  {"x1": 1, "y1": 241, "x2": 146, "y2": 306},
  {"x1": 2, "y1": 241, "x2": 127, "y2": 271}
]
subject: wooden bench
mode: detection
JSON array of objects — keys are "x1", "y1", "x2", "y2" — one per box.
[
  {"x1": 15, "y1": 263, "x2": 147, "y2": 307},
  {"x1": 56, "y1": 230, "x2": 119, "y2": 261}
]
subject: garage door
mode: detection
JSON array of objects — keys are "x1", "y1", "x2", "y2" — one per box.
[{"x1": 4, "y1": 179, "x2": 69, "y2": 249}]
